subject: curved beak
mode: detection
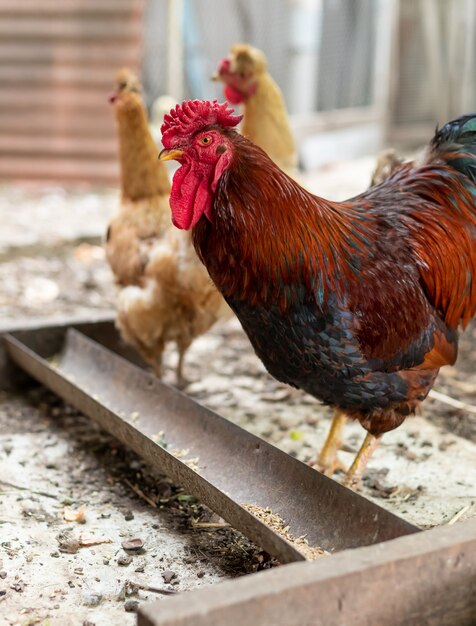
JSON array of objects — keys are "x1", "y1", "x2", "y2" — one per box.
[{"x1": 159, "y1": 148, "x2": 184, "y2": 162}]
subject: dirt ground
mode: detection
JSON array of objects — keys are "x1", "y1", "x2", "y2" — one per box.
[
  {"x1": 0, "y1": 388, "x2": 274, "y2": 626},
  {"x1": 1, "y1": 169, "x2": 476, "y2": 625}
]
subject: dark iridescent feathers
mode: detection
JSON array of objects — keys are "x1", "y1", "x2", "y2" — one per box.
[
  {"x1": 161, "y1": 100, "x2": 243, "y2": 148},
  {"x1": 431, "y1": 114, "x2": 476, "y2": 184}
]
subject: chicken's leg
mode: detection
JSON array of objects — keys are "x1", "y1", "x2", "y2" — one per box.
[
  {"x1": 150, "y1": 342, "x2": 164, "y2": 380},
  {"x1": 310, "y1": 410, "x2": 347, "y2": 475},
  {"x1": 343, "y1": 432, "x2": 381, "y2": 488},
  {"x1": 175, "y1": 341, "x2": 191, "y2": 389},
  {"x1": 153, "y1": 358, "x2": 163, "y2": 379}
]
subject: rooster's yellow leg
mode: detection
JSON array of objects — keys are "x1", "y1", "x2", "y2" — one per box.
[
  {"x1": 310, "y1": 410, "x2": 347, "y2": 475},
  {"x1": 343, "y1": 432, "x2": 381, "y2": 488}
]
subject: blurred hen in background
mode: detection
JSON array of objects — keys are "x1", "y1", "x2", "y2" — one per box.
[
  {"x1": 213, "y1": 44, "x2": 297, "y2": 176},
  {"x1": 107, "y1": 69, "x2": 230, "y2": 387}
]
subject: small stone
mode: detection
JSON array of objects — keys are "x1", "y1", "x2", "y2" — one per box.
[
  {"x1": 117, "y1": 554, "x2": 133, "y2": 567},
  {"x1": 121, "y1": 537, "x2": 143, "y2": 551},
  {"x1": 0, "y1": 572, "x2": 6, "y2": 580},
  {"x1": 196, "y1": 570, "x2": 205, "y2": 578},
  {"x1": 134, "y1": 564, "x2": 145, "y2": 573},
  {"x1": 57, "y1": 531, "x2": 80, "y2": 554},
  {"x1": 124, "y1": 510, "x2": 134, "y2": 521},
  {"x1": 83, "y1": 620, "x2": 96, "y2": 626},
  {"x1": 124, "y1": 600, "x2": 139, "y2": 613},
  {"x1": 10, "y1": 580, "x2": 25, "y2": 592},
  {"x1": 162, "y1": 570, "x2": 176, "y2": 584},
  {"x1": 81, "y1": 590, "x2": 103, "y2": 607}
]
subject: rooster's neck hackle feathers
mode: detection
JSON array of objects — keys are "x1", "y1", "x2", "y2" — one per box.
[
  {"x1": 194, "y1": 134, "x2": 374, "y2": 311},
  {"x1": 407, "y1": 113, "x2": 476, "y2": 328}
]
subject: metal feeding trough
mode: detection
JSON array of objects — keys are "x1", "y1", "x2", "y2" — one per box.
[
  {"x1": 0, "y1": 315, "x2": 416, "y2": 560},
  {"x1": 1, "y1": 314, "x2": 475, "y2": 626}
]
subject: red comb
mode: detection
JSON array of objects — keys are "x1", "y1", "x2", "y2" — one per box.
[{"x1": 161, "y1": 99, "x2": 242, "y2": 148}]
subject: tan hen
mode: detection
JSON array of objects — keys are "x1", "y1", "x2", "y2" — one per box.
[
  {"x1": 107, "y1": 69, "x2": 230, "y2": 386},
  {"x1": 213, "y1": 44, "x2": 297, "y2": 176}
]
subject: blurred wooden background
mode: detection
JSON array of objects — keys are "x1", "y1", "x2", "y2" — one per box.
[
  {"x1": 0, "y1": 0, "x2": 474, "y2": 184},
  {"x1": 0, "y1": 0, "x2": 143, "y2": 185}
]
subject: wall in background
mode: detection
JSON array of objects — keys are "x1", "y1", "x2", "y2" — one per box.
[{"x1": 0, "y1": 0, "x2": 143, "y2": 185}]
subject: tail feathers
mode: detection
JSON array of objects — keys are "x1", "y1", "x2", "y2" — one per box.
[{"x1": 428, "y1": 114, "x2": 476, "y2": 184}]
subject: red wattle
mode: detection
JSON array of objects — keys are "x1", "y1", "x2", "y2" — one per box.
[
  {"x1": 170, "y1": 151, "x2": 232, "y2": 230},
  {"x1": 224, "y1": 85, "x2": 244, "y2": 105},
  {"x1": 170, "y1": 163, "x2": 211, "y2": 230}
]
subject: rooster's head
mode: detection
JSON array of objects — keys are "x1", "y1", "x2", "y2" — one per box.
[{"x1": 159, "y1": 100, "x2": 242, "y2": 229}]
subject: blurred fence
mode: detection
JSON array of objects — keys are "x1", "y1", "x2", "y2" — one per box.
[
  {"x1": 0, "y1": 0, "x2": 143, "y2": 185},
  {"x1": 142, "y1": 0, "x2": 391, "y2": 168},
  {"x1": 388, "y1": 0, "x2": 476, "y2": 145},
  {"x1": 143, "y1": 0, "x2": 292, "y2": 110},
  {"x1": 1, "y1": 0, "x2": 474, "y2": 185},
  {"x1": 143, "y1": 0, "x2": 476, "y2": 153},
  {"x1": 143, "y1": 0, "x2": 383, "y2": 116}
]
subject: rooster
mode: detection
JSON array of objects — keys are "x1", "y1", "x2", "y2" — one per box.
[
  {"x1": 213, "y1": 44, "x2": 297, "y2": 175},
  {"x1": 107, "y1": 73, "x2": 230, "y2": 387},
  {"x1": 160, "y1": 100, "x2": 476, "y2": 486}
]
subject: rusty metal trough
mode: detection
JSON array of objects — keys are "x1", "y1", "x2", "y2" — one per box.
[{"x1": 1, "y1": 314, "x2": 475, "y2": 626}]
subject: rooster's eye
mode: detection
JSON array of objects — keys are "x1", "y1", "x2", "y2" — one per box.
[{"x1": 199, "y1": 136, "x2": 212, "y2": 146}]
